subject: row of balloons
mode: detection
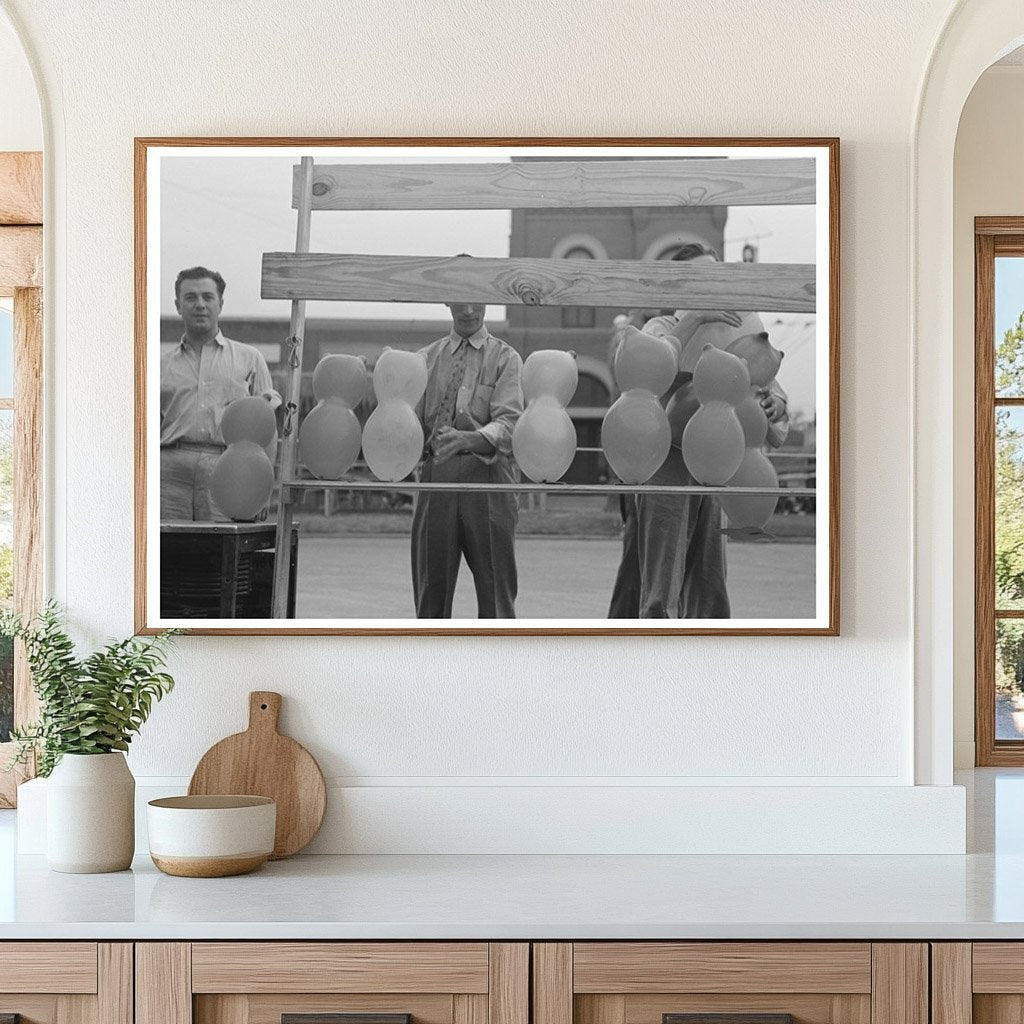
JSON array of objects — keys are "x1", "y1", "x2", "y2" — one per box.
[{"x1": 209, "y1": 331, "x2": 785, "y2": 530}]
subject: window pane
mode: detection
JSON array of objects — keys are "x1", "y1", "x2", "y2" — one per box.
[
  {"x1": 0, "y1": 409, "x2": 11, "y2": 742},
  {"x1": 996, "y1": 256, "x2": 1024, "y2": 397},
  {"x1": 997, "y1": 407, "x2": 1024, "y2": 610},
  {"x1": 997, "y1": 620, "x2": 1024, "y2": 740},
  {"x1": 0, "y1": 307, "x2": 13, "y2": 399}
]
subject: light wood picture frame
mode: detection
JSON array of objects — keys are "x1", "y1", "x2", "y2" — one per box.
[
  {"x1": 0, "y1": 150, "x2": 43, "y2": 805},
  {"x1": 135, "y1": 137, "x2": 839, "y2": 636}
]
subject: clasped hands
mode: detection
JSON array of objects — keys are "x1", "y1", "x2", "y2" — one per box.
[{"x1": 431, "y1": 425, "x2": 489, "y2": 463}]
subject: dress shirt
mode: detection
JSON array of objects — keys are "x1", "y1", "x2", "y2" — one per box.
[
  {"x1": 160, "y1": 332, "x2": 281, "y2": 447},
  {"x1": 416, "y1": 327, "x2": 523, "y2": 462}
]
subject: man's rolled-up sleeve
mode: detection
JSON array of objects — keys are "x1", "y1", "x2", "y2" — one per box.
[
  {"x1": 766, "y1": 378, "x2": 790, "y2": 448},
  {"x1": 476, "y1": 349, "x2": 524, "y2": 459}
]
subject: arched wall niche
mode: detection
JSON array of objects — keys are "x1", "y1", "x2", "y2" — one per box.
[{"x1": 913, "y1": 0, "x2": 1024, "y2": 785}]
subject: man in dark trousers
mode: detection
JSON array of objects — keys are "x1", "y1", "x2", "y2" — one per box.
[{"x1": 411, "y1": 285, "x2": 524, "y2": 618}]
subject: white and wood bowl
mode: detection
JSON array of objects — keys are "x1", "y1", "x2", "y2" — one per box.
[{"x1": 147, "y1": 795, "x2": 276, "y2": 877}]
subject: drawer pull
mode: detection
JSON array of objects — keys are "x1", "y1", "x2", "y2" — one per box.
[
  {"x1": 664, "y1": 1016, "x2": 794, "y2": 1024},
  {"x1": 283, "y1": 1016, "x2": 411, "y2": 1024}
]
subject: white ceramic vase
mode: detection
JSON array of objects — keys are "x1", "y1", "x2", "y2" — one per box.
[{"x1": 46, "y1": 752, "x2": 135, "y2": 873}]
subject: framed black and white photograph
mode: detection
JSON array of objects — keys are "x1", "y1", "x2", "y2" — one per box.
[{"x1": 135, "y1": 137, "x2": 838, "y2": 635}]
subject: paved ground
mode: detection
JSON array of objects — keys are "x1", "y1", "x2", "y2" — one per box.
[
  {"x1": 997, "y1": 693, "x2": 1024, "y2": 740},
  {"x1": 295, "y1": 535, "x2": 816, "y2": 620}
]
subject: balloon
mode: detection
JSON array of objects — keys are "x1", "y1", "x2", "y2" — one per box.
[
  {"x1": 692, "y1": 344, "x2": 751, "y2": 405},
  {"x1": 362, "y1": 400, "x2": 424, "y2": 482},
  {"x1": 613, "y1": 325, "x2": 678, "y2": 398},
  {"x1": 312, "y1": 354, "x2": 368, "y2": 407},
  {"x1": 680, "y1": 400, "x2": 746, "y2": 485},
  {"x1": 210, "y1": 441, "x2": 274, "y2": 521},
  {"x1": 513, "y1": 396, "x2": 577, "y2": 483},
  {"x1": 220, "y1": 396, "x2": 277, "y2": 447},
  {"x1": 677, "y1": 320, "x2": 734, "y2": 373},
  {"x1": 601, "y1": 389, "x2": 671, "y2": 485},
  {"x1": 734, "y1": 393, "x2": 769, "y2": 446},
  {"x1": 299, "y1": 399, "x2": 362, "y2": 479},
  {"x1": 373, "y1": 348, "x2": 428, "y2": 405},
  {"x1": 727, "y1": 331, "x2": 784, "y2": 388},
  {"x1": 720, "y1": 448, "x2": 779, "y2": 530},
  {"x1": 665, "y1": 380, "x2": 701, "y2": 444},
  {"x1": 522, "y1": 350, "x2": 578, "y2": 405}
]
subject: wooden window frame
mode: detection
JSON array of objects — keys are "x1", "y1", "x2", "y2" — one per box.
[
  {"x1": 975, "y1": 217, "x2": 1024, "y2": 765},
  {"x1": 0, "y1": 151, "x2": 43, "y2": 806}
]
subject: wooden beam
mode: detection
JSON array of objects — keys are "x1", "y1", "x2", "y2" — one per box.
[
  {"x1": 0, "y1": 153, "x2": 42, "y2": 225},
  {"x1": 931, "y1": 944, "x2": 972, "y2": 1024},
  {"x1": 136, "y1": 943, "x2": 192, "y2": 1024},
  {"x1": 533, "y1": 944, "x2": 572, "y2": 1024},
  {"x1": 976, "y1": 216, "x2": 1024, "y2": 236},
  {"x1": 976, "y1": 231, "x2": 997, "y2": 766},
  {"x1": 489, "y1": 943, "x2": 529, "y2": 1024},
  {"x1": 293, "y1": 157, "x2": 817, "y2": 210},
  {"x1": 871, "y1": 945, "x2": 928, "y2": 1024},
  {"x1": 98, "y1": 944, "x2": 134, "y2": 1024},
  {"x1": 262, "y1": 253, "x2": 816, "y2": 313},
  {"x1": 0, "y1": 226, "x2": 42, "y2": 295}
]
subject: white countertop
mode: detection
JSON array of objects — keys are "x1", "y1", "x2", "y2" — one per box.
[
  {"x1": 0, "y1": 848, "x2": 1022, "y2": 940},
  {"x1": 1, "y1": 769, "x2": 1021, "y2": 941}
]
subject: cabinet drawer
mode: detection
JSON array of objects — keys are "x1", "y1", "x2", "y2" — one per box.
[
  {"x1": 0, "y1": 943, "x2": 130, "y2": 1024},
  {"x1": 572, "y1": 944, "x2": 872, "y2": 994},
  {"x1": 139, "y1": 943, "x2": 528, "y2": 1024},
  {"x1": 937, "y1": 942, "x2": 1024, "y2": 1024},
  {"x1": 534, "y1": 943, "x2": 925, "y2": 1024},
  {"x1": 0, "y1": 942, "x2": 99, "y2": 993},
  {"x1": 191, "y1": 943, "x2": 491, "y2": 993}
]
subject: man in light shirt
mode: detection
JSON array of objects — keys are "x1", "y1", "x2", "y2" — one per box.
[
  {"x1": 411, "y1": 287, "x2": 524, "y2": 618},
  {"x1": 160, "y1": 266, "x2": 281, "y2": 521}
]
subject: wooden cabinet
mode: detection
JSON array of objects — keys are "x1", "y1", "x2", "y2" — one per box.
[
  {"x1": 0, "y1": 938, "x2": 948, "y2": 1024},
  {"x1": 532, "y1": 944, "x2": 928, "y2": 1024},
  {"x1": 0, "y1": 943, "x2": 132, "y2": 1024},
  {"x1": 136, "y1": 944, "x2": 528, "y2": 1024},
  {"x1": 932, "y1": 943, "x2": 1024, "y2": 1024}
]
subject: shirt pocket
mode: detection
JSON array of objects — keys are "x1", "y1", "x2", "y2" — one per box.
[
  {"x1": 202, "y1": 378, "x2": 249, "y2": 428},
  {"x1": 465, "y1": 383, "x2": 495, "y2": 426}
]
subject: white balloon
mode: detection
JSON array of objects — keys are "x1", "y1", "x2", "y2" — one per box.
[
  {"x1": 362, "y1": 400, "x2": 424, "y2": 482},
  {"x1": 513, "y1": 396, "x2": 577, "y2": 482}
]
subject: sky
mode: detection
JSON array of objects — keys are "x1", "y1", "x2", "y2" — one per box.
[
  {"x1": 155, "y1": 148, "x2": 822, "y2": 415},
  {"x1": 0, "y1": 310, "x2": 13, "y2": 397},
  {"x1": 996, "y1": 256, "x2": 1024, "y2": 342}
]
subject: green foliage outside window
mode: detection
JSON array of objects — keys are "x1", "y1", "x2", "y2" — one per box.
[{"x1": 996, "y1": 311, "x2": 1024, "y2": 694}]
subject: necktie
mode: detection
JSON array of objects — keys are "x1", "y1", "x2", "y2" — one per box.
[{"x1": 433, "y1": 337, "x2": 468, "y2": 438}]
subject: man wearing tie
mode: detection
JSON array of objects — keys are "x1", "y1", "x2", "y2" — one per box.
[{"x1": 411, "y1": 284, "x2": 524, "y2": 619}]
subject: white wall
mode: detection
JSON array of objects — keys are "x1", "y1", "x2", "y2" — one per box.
[
  {"x1": 952, "y1": 65, "x2": 1024, "y2": 767},
  {"x1": 0, "y1": 13, "x2": 39, "y2": 151},
  {"x1": 0, "y1": 0, "x2": 976, "y2": 852}
]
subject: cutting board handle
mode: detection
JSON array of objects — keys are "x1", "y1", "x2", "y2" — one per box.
[{"x1": 248, "y1": 691, "x2": 282, "y2": 734}]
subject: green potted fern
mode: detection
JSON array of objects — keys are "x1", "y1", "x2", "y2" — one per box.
[{"x1": 2, "y1": 603, "x2": 179, "y2": 873}]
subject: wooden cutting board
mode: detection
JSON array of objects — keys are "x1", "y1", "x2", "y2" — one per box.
[{"x1": 188, "y1": 691, "x2": 326, "y2": 859}]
